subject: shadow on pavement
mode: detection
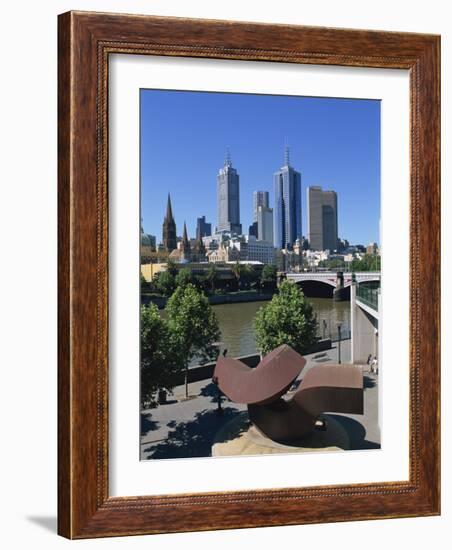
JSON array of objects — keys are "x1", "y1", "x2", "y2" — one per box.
[
  {"x1": 140, "y1": 412, "x2": 160, "y2": 436},
  {"x1": 328, "y1": 413, "x2": 380, "y2": 450},
  {"x1": 199, "y1": 381, "x2": 221, "y2": 403},
  {"x1": 144, "y1": 406, "x2": 244, "y2": 459}
]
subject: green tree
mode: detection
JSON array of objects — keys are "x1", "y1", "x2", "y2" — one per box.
[
  {"x1": 175, "y1": 267, "x2": 194, "y2": 288},
  {"x1": 350, "y1": 254, "x2": 380, "y2": 272},
  {"x1": 166, "y1": 259, "x2": 178, "y2": 277},
  {"x1": 140, "y1": 272, "x2": 151, "y2": 293},
  {"x1": 242, "y1": 265, "x2": 259, "y2": 289},
  {"x1": 140, "y1": 304, "x2": 180, "y2": 407},
  {"x1": 206, "y1": 263, "x2": 219, "y2": 293},
  {"x1": 254, "y1": 280, "x2": 318, "y2": 356},
  {"x1": 318, "y1": 259, "x2": 346, "y2": 270},
  {"x1": 154, "y1": 270, "x2": 176, "y2": 297},
  {"x1": 260, "y1": 264, "x2": 277, "y2": 291},
  {"x1": 239, "y1": 264, "x2": 253, "y2": 289},
  {"x1": 166, "y1": 284, "x2": 220, "y2": 397},
  {"x1": 231, "y1": 261, "x2": 245, "y2": 291}
]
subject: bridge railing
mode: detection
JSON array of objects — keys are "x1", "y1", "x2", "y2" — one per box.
[{"x1": 356, "y1": 285, "x2": 379, "y2": 311}]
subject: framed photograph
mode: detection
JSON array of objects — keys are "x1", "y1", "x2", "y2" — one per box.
[{"x1": 58, "y1": 11, "x2": 440, "y2": 538}]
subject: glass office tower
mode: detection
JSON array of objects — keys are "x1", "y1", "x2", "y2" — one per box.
[{"x1": 273, "y1": 147, "x2": 302, "y2": 250}]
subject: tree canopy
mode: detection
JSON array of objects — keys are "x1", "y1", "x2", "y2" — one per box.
[
  {"x1": 154, "y1": 270, "x2": 176, "y2": 297},
  {"x1": 140, "y1": 303, "x2": 181, "y2": 407},
  {"x1": 175, "y1": 267, "x2": 194, "y2": 288},
  {"x1": 260, "y1": 264, "x2": 277, "y2": 290},
  {"x1": 166, "y1": 284, "x2": 220, "y2": 396},
  {"x1": 254, "y1": 280, "x2": 318, "y2": 356}
]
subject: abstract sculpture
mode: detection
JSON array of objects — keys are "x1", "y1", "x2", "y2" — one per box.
[{"x1": 213, "y1": 344, "x2": 363, "y2": 442}]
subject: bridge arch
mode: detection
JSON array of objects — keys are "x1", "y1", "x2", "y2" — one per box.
[{"x1": 295, "y1": 279, "x2": 334, "y2": 299}]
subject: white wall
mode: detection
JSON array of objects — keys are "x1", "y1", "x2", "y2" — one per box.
[{"x1": 0, "y1": 0, "x2": 450, "y2": 548}]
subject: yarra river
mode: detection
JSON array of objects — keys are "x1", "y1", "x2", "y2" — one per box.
[{"x1": 212, "y1": 298, "x2": 351, "y2": 358}]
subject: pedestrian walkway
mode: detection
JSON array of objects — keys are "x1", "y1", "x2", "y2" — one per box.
[{"x1": 140, "y1": 339, "x2": 380, "y2": 460}]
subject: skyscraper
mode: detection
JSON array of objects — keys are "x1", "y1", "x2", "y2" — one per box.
[
  {"x1": 257, "y1": 205, "x2": 274, "y2": 243},
  {"x1": 216, "y1": 149, "x2": 242, "y2": 235},
  {"x1": 162, "y1": 194, "x2": 177, "y2": 252},
  {"x1": 196, "y1": 216, "x2": 212, "y2": 240},
  {"x1": 307, "y1": 186, "x2": 338, "y2": 251},
  {"x1": 253, "y1": 191, "x2": 269, "y2": 222},
  {"x1": 273, "y1": 146, "x2": 302, "y2": 250},
  {"x1": 248, "y1": 221, "x2": 258, "y2": 238}
]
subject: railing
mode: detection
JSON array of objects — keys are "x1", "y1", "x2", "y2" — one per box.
[{"x1": 356, "y1": 285, "x2": 379, "y2": 311}]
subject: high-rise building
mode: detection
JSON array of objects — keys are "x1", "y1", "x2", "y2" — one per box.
[
  {"x1": 216, "y1": 150, "x2": 242, "y2": 235},
  {"x1": 307, "y1": 186, "x2": 338, "y2": 251},
  {"x1": 257, "y1": 205, "x2": 274, "y2": 243},
  {"x1": 162, "y1": 194, "x2": 177, "y2": 252},
  {"x1": 273, "y1": 146, "x2": 302, "y2": 250},
  {"x1": 196, "y1": 216, "x2": 212, "y2": 240},
  {"x1": 253, "y1": 191, "x2": 269, "y2": 222},
  {"x1": 248, "y1": 221, "x2": 258, "y2": 238}
]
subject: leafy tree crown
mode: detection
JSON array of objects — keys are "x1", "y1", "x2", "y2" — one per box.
[{"x1": 254, "y1": 280, "x2": 318, "y2": 356}]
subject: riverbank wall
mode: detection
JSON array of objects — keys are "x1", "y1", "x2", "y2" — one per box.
[{"x1": 142, "y1": 290, "x2": 275, "y2": 310}]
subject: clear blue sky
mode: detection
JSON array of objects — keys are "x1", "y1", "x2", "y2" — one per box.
[{"x1": 140, "y1": 89, "x2": 380, "y2": 245}]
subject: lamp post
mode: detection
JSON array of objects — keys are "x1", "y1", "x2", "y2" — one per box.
[
  {"x1": 212, "y1": 342, "x2": 226, "y2": 415},
  {"x1": 337, "y1": 324, "x2": 342, "y2": 364}
]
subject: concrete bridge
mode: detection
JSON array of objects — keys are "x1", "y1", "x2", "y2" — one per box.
[
  {"x1": 286, "y1": 271, "x2": 380, "y2": 300},
  {"x1": 287, "y1": 271, "x2": 381, "y2": 288}
]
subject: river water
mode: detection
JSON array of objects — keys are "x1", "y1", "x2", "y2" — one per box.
[{"x1": 212, "y1": 298, "x2": 351, "y2": 358}]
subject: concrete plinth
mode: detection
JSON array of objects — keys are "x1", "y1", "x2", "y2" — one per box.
[{"x1": 212, "y1": 412, "x2": 350, "y2": 457}]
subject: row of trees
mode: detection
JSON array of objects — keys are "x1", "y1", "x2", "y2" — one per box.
[
  {"x1": 141, "y1": 283, "x2": 220, "y2": 407},
  {"x1": 145, "y1": 261, "x2": 278, "y2": 298},
  {"x1": 141, "y1": 279, "x2": 319, "y2": 407},
  {"x1": 317, "y1": 254, "x2": 381, "y2": 272}
]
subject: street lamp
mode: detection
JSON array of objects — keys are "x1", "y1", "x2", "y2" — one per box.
[
  {"x1": 212, "y1": 342, "x2": 227, "y2": 415},
  {"x1": 337, "y1": 324, "x2": 342, "y2": 364}
]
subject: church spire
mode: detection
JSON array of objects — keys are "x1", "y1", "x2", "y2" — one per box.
[
  {"x1": 166, "y1": 193, "x2": 174, "y2": 221},
  {"x1": 162, "y1": 194, "x2": 177, "y2": 252},
  {"x1": 181, "y1": 221, "x2": 191, "y2": 258},
  {"x1": 182, "y1": 221, "x2": 189, "y2": 245}
]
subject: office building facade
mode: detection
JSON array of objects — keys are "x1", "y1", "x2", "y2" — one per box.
[
  {"x1": 216, "y1": 151, "x2": 242, "y2": 235},
  {"x1": 273, "y1": 148, "x2": 302, "y2": 250},
  {"x1": 307, "y1": 186, "x2": 338, "y2": 251},
  {"x1": 253, "y1": 190, "x2": 269, "y2": 222},
  {"x1": 196, "y1": 215, "x2": 212, "y2": 240},
  {"x1": 257, "y1": 205, "x2": 274, "y2": 243}
]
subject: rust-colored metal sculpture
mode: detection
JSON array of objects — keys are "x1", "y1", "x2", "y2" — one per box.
[{"x1": 213, "y1": 344, "x2": 363, "y2": 442}]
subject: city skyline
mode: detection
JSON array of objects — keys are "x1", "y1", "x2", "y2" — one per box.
[{"x1": 141, "y1": 89, "x2": 380, "y2": 245}]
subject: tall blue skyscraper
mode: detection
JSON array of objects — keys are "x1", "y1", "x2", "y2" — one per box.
[
  {"x1": 273, "y1": 146, "x2": 302, "y2": 249},
  {"x1": 216, "y1": 149, "x2": 242, "y2": 235}
]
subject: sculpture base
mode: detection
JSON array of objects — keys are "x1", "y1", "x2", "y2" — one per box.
[{"x1": 212, "y1": 412, "x2": 350, "y2": 457}]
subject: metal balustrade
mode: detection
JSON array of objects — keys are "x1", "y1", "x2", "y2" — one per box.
[{"x1": 356, "y1": 285, "x2": 379, "y2": 311}]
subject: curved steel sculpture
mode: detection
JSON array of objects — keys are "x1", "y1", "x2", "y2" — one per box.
[{"x1": 213, "y1": 344, "x2": 363, "y2": 442}]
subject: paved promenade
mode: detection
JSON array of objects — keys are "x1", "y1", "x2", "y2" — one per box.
[{"x1": 140, "y1": 339, "x2": 380, "y2": 460}]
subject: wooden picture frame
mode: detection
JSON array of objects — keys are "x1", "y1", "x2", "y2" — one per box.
[{"x1": 58, "y1": 11, "x2": 440, "y2": 539}]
